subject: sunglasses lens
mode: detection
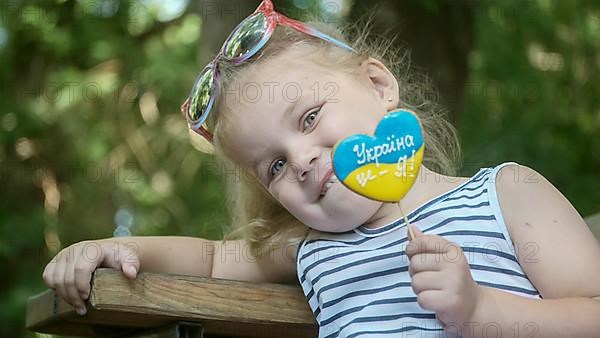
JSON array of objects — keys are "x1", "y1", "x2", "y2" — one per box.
[
  {"x1": 188, "y1": 67, "x2": 215, "y2": 124},
  {"x1": 223, "y1": 13, "x2": 267, "y2": 60}
]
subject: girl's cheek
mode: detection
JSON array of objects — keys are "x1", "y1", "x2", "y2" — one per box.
[
  {"x1": 319, "y1": 115, "x2": 347, "y2": 143},
  {"x1": 275, "y1": 193, "x2": 301, "y2": 219},
  {"x1": 270, "y1": 182, "x2": 295, "y2": 207},
  {"x1": 267, "y1": 182, "x2": 281, "y2": 201}
]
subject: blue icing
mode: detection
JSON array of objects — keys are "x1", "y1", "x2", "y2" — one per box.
[{"x1": 332, "y1": 110, "x2": 424, "y2": 180}]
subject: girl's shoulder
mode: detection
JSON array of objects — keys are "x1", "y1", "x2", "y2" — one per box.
[
  {"x1": 485, "y1": 163, "x2": 600, "y2": 300},
  {"x1": 486, "y1": 161, "x2": 567, "y2": 241}
]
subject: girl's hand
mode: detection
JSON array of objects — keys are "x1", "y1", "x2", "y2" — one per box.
[
  {"x1": 406, "y1": 225, "x2": 482, "y2": 330},
  {"x1": 42, "y1": 239, "x2": 140, "y2": 316}
]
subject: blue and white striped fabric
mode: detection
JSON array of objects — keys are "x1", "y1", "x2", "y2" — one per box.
[{"x1": 296, "y1": 162, "x2": 541, "y2": 337}]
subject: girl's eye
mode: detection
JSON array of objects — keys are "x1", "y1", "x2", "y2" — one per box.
[
  {"x1": 302, "y1": 107, "x2": 320, "y2": 130},
  {"x1": 270, "y1": 158, "x2": 285, "y2": 178}
]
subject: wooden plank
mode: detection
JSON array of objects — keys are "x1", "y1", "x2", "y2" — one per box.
[
  {"x1": 27, "y1": 269, "x2": 317, "y2": 337},
  {"x1": 26, "y1": 288, "x2": 164, "y2": 337}
]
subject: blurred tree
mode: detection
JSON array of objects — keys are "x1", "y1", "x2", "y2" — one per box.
[
  {"x1": 459, "y1": 0, "x2": 600, "y2": 217},
  {"x1": 0, "y1": 1, "x2": 228, "y2": 336}
]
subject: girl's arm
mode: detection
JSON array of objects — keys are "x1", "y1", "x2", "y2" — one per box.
[
  {"x1": 467, "y1": 164, "x2": 600, "y2": 337},
  {"x1": 105, "y1": 236, "x2": 215, "y2": 277},
  {"x1": 210, "y1": 239, "x2": 299, "y2": 284},
  {"x1": 43, "y1": 236, "x2": 298, "y2": 316},
  {"x1": 105, "y1": 236, "x2": 298, "y2": 283}
]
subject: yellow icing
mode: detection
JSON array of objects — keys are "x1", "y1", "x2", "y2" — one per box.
[{"x1": 342, "y1": 147, "x2": 424, "y2": 202}]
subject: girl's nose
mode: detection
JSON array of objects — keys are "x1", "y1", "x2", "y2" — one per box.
[
  {"x1": 296, "y1": 150, "x2": 319, "y2": 182},
  {"x1": 299, "y1": 156, "x2": 317, "y2": 180}
]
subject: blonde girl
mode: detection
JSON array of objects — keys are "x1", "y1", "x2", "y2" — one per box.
[{"x1": 43, "y1": 1, "x2": 600, "y2": 337}]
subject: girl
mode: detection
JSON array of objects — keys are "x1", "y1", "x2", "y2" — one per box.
[{"x1": 43, "y1": 1, "x2": 600, "y2": 337}]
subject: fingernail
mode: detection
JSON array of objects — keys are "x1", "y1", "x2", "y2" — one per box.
[
  {"x1": 129, "y1": 266, "x2": 137, "y2": 275},
  {"x1": 77, "y1": 307, "x2": 87, "y2": 316}
]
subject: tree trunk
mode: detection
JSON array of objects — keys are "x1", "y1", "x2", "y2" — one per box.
[
  {"x1": 348, "y1": 0, "x2": 476, "y2": 125},
  {"x1": 194, "y1": 0, "x2": 262, "y2": 66}
]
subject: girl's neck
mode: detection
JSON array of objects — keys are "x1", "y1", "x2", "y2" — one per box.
[{"x1": 361, "y1": 165, "x2": 466, "y2": 230}]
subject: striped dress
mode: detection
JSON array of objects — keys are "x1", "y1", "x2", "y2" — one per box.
[{"x1": 296, "y1": 162, "x2": 541, "y2": 338}]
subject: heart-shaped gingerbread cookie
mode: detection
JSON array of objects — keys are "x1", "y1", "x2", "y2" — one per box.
[{"x1": 331, "y1": 109, "x2": 424, "y2": 202}]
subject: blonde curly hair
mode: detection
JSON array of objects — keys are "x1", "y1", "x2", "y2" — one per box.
[{"x1": 201, "y1": 18, "x2": 461, "y2": 255}]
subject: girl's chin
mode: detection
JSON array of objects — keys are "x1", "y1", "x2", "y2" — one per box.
[
  {"x1": 324, "y1": 183, "x2": 380, "y2": 208},
  {"x1": 318, "y1": 187, "x2": 382, "y2": 230}
]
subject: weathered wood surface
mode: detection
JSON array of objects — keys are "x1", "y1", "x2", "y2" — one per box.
[{"x1": 26, "y1": 268, "x2": 317, "y2": 337}]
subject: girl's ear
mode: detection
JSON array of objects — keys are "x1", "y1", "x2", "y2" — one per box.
[{"x1": 362, "y1": 57, "x2": 399, "y2": 111}]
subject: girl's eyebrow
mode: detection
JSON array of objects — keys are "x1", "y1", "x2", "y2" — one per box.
[
  {"x1": 255, "y1": 99, "x2": 304, "y2": 181},
  {"x1": 254, "y1": 100, "x2": 297, "y2": 161}
]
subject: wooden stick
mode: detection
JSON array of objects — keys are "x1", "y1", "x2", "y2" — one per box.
[{"x1": 398, "y1": 201, "x2": 416, "y2": 241}]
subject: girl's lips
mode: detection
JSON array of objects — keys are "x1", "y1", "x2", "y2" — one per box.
[
  {"x1": 318, "y1": 170, "x2": 333, "y2": 196},
  {"x1": 319, "y1": 170, "x2": 338, "y2": 199}
]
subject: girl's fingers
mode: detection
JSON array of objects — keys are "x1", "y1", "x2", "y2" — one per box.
[
  {"x1": 43, "y1": 248, "x2": 66, "y2": 289},
  {"x1": 75, "y1": 265, "x2": 93, "y2": 301},
  {"x1": 64, "y1": 262, "x2": 85, "y2": 312},
  {"x1": 408, "y1": 253, "x2": 443, "y2": 276},
  {"x1": 408, "y1": 225, "x2": 423, "y2": 238},
  {"x1": 123, "y1": 243, "x2": 140, "y2": 272},
  {"x1": 73, "y1": 248, "x2": 92, "y2": 302},
  {"x1": 42, "y1": 262, "x2": 55, "y2": 289},
  {"x1": 52, "y1": 261, "x2": 68, "y2": 308},
  {"x1": 109, "y1": 242, "x2": 140, "y2": 279},
  {"x1": 99, "y1": 242, "x2": 120, "y2": 270},
  {"x1": 406, "y1": 235, "x2": 456, "y2": 258},
  {"x1": 42, "y1": 240, "x2": 143, "y2": 315},
  {"x1": 410, "y1": 271, "x2": 443, "y2": 295},
  {"x1": 42, "y1": 244, "x2": 96, "y2": 315},
  {"x1": 122, "y1": 263, "x2": 138, "y2": 279},
  {"x1": 121, "y1": 245, "x2": 140, "y2": 279},
  {"x1": 416, "y1": 289, "x2": 445, "y2": 313}
]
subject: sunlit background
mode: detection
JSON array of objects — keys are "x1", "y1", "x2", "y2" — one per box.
[{"x1": 1, "y1": 1, "x2": 599, "y2": 336}]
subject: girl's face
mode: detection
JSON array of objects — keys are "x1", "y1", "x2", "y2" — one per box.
[{"x1": 224, "y1": 48, "x2": 400, "y2": 232}]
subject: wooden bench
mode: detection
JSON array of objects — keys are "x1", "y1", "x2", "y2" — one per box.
[{"x1": 26, "y1": 268, "x2": 317, "y2": 337}]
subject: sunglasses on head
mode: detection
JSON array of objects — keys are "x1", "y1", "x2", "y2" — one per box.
[{"x1": 180, "y1": 0, "x2": 355, "y2": 145}]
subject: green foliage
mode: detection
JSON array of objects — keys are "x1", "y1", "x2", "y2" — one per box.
[
  {"x1": 459, "y1": 0, "x2": 600, "y2": 216},
  {"x1": 0, "y1": 1, "x2": 227, "y2": 336}
]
